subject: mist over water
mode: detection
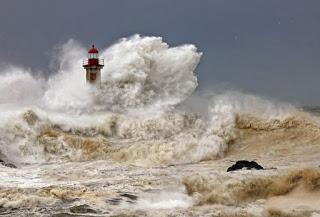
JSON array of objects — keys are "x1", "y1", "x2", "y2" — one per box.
[
  {"x1": 40, "y1": 35, "x2": 200, "y2": 114},
  {"x1": 0, "y1": 66, "x2": 44, "y2": 106},
  {"x1": 1, "y1": 35, "x2": 319, "y2": 216},
  {"x1": 0, "y1": 35, "x2": 300, "y2": 166}
]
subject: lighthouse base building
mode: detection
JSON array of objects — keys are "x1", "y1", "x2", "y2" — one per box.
[{"x1": 83, "y1": 45, "x2": 104, "y2": 86}]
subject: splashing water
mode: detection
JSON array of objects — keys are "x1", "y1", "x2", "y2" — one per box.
[
  {"x1": 1, "y1": 35, "x2": 320, "y2": 217},
  {"x1": 0, "y1": 35, "x2": 302, "y2": 167},
  {"x1": 42, "y1": 35, "x2": 201, "y2": 113}
]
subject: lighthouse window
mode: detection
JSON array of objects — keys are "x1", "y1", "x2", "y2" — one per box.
[{"x1": 89, "y1": 53, "x2": 98, "y2": 59}]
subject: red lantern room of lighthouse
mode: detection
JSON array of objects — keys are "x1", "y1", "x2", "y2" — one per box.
[{"x1": 82, "y1": 45, "x2": 104, "y2": 85}]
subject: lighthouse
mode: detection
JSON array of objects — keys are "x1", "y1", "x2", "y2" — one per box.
[{"x1": 82, "y1": 45, "x2": 104, "y2": 85}]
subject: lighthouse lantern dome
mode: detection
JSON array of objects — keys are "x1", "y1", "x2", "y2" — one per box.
[{"x1": 88, "y1": 45, "x2": 99, "y2": 59}]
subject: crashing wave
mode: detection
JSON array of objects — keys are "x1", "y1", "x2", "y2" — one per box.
[
  {"x1": 182, "y1": 168, "x2": 320, "y2": 205},
  {"x1": 1, "y1": 35, "x2": 319, "y2": 167},
  {"x1": 43, "y1": 35, "x2": 202, "y2": 113},
  {"x1": 2, "y1": 103, "x2": 316, "y2": 166}
]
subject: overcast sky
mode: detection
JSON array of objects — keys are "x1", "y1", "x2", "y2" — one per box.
[{"x1": 0, "y1": 0, "x2": 320, "y2": 105}]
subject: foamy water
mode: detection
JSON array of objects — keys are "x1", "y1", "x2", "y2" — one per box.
[{"x1": 0, "y1": 35, "x2": 319, "y2": 216}]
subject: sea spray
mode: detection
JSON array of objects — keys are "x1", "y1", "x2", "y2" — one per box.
[
  {"x1": 43, "y1": 35, "x2": 201, "y2": 113},
  {"x1": 0, "y1": 66, "x2": 44, "y2": 105},
  {"x1": 0, "y1": 35, "x2": 320, "y2": 216},
  {"x1": 0, "y1": 35, "x2": 304, "y2": 167}
]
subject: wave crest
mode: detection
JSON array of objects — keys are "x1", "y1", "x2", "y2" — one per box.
[
  {"x1": 43, "y1": 35, "x2": 201, "y2": 113},
  {"x1": 182, "y1": 168, "x2": 320, "y2": 205}
]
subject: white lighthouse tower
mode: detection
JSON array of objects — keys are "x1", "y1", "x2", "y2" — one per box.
[{"x1": 82, "y1": 45, "x2": 104, "y2": 86}]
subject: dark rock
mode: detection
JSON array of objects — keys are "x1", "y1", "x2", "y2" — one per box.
[
  {"x1": 120, "y1": 193, "x2": 138, "y2": 201},
  {"x1": 0, "y1": 159, "x2": 17, "y2": 168},
  {"x1": 69, "y1": 204, "x2": 97, "y2": 214},
  {"x1": 3, "y1": 163, "x2": 17, "y2": 168},
  {"x1": 227, "y1": 160, "x2": 264, "y2": 172}
]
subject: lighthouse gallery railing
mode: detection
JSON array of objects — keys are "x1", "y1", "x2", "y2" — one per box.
[{"x1": 82, "y1": 59, "x2": 104, "y2": 66}]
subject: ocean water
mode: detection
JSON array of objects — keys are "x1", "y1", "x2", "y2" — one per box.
[{"x1": 0, "y1": 35, "x2": 320, "y2": 217}]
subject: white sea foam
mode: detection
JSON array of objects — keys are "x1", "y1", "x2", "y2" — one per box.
[
  {"x1": 42, "y1": 35, "x2": 201, "y2": 113},
  {"x1": 136, "y1": 190, "x2": 194, "y2": 209},
  {"x1": 0, "y1": 35, "x2": 318, "y2": 216},
  {"x1": 0, "y1": 35, "x2": 300, "y2": 166},
  {"x1": 0, "y1": 66, "x2": 44, "y2": 106}
]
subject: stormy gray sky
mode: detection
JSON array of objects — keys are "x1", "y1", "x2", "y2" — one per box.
[{"x1": 0, "y1": 0, "x2": 320, "y2": 105}]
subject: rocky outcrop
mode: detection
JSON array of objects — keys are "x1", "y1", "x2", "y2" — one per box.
[
  {"x1": 227, "y1": 160, "x2": 263, "y2": 172},
  {"x1": 0, "y1": 159, "x2": 16, "y2": 168}
]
